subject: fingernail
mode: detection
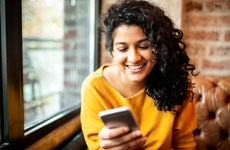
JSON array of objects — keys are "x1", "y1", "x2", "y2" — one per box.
[
  {"x1": 123, "y1": 127, "x2": 130, "y2": 132},
  {"x1": 140, "y1": 137, "x2": 147, "y2": 143},
  {"x1": 135, "y1": 130, "x2": 142, "y2": 136},
  {"x1": 139, "y1": 137, "x2": 147, "y2": 145}
]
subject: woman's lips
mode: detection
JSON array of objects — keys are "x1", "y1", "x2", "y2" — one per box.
[{"x1": 126, "y1": 64, "x2": 145, "y2": 73}]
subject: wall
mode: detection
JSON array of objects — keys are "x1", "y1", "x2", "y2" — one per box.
[
  {"x1": 99, "y1": 0, "x2": 115, "y2": 65},
  {"x1": 100, "y1": 0, "x2": 230, "y2": 76},
  {"x1": 182, "y1": 0, "x2": 230, "y2": 76}
]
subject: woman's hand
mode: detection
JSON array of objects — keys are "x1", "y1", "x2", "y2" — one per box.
[{"x1": 99, "y1": 126, "x2": 147, "y2": 150}]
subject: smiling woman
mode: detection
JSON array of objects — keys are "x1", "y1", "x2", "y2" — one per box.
[{"x1": 80, "y1": 0, "x2": 197, "y2": 149}]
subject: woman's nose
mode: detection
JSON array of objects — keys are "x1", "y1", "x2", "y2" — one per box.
[{"x1": 128, "y1": 48, "x2": 141, "y2": 62}]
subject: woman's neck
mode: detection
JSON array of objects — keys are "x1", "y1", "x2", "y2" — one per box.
[{"x1": 103, "y1": 65, "x2": 145, "y2": 98}]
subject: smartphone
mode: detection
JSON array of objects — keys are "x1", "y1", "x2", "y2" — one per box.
[{"x1": 98, "y1": 106, "x2": 139, "y2": 131}]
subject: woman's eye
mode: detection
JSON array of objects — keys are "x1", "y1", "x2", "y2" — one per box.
[
  {"x1": 117, "y1": 47, "x2": 128, "y2": 52},
  {"x1": 138, "y1": 45, "x2": 150, "y2": 50}
]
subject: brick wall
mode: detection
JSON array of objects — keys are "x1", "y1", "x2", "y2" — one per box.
[
  {"x1": 182, "y1": 0, "x2": 230, "y2": 76},
  {"x1": 99, "y1": 0, "x2": 116, "y2": 65}
]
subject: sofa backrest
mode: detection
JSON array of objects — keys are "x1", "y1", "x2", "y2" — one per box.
[{"x1": 192, "y1": 75, "x2": 230, "y2": 150}]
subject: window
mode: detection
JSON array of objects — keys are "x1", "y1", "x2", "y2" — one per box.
[
  {"x1": 22, "y1": 0, "x2": 97, "y2": 130},
  {"x1": 0, "y1": 0, "x2": 99, "y2": 148}
]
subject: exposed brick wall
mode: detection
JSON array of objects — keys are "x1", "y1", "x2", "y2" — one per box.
[
  {"x1": 182, "y1": 0, "x2": 230, "y2": 76},
  {"x1": 99, "y1": 0, "x2": 116, "y2": 65}
]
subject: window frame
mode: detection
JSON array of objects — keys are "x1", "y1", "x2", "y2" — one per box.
[
  {"x1": 0, "y1": 0, "x2": 99, "y2": 148},
  {"x1": 0, "y1": 1, "x2": 9, "y2": 148}
]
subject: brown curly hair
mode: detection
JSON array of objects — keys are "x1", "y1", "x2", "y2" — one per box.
[{"x1": 102, "y1": 0, "x2": 197, "y2": 111}]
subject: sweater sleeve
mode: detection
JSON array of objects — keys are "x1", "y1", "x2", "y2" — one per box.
[
  {"x1": 80, "y1": 78, "x2": 104, "y2": 150},
  {"x1": 172, "y1": 99, "x2": 197, "y2": 149}
]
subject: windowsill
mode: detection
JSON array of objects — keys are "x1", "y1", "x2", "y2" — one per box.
[{"x1": 25, "y1": 114, "x2": 81, "y2": 150}]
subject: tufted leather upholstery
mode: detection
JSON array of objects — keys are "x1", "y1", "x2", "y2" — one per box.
[{"x1": 192, "y1": 76, "x2": 230, "y2": 150}]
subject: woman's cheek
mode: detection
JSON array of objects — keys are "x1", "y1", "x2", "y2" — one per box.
[{"x1": 114, "y1": 54, "x2": 127, "y2": 64}]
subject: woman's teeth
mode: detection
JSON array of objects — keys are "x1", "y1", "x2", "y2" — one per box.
[{"x1": 128, "y1": 65, "x2": 143, "y2": 69}]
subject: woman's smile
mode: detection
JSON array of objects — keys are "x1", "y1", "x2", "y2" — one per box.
[{"x1": 126, "y1": 64, "x2": 146, "y2": 73}]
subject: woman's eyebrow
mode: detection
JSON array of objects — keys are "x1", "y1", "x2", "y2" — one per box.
[
  {"x1": 114, "y1": 42, "x2": 126, "y2": 45},
  {"x1": 137, "y1": 38, "x2": 149, "y2": 44},
  {"x1": 114, "y1": 38, "x2": 149, "y2": 45}
]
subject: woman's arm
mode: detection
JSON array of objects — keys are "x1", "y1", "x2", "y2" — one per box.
[{"x1": 172, "y1": 100, "x2": 197, "y2": 149}]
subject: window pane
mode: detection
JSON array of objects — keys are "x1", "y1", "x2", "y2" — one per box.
[{"x1": 22, "y1": 0, "x2": 92, "y2": 129}]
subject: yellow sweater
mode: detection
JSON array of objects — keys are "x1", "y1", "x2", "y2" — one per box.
[{"x1": 80, "y1": 65, "x2": 196, "y2": 150}]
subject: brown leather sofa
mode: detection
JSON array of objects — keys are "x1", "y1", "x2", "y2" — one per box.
[{"x1": 192, "y1": 75, "x2": 230, "y2": 150}]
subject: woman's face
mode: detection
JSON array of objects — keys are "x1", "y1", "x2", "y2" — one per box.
[{"x1": 112, "y1": 24, "x2": 156, "y2": 83}]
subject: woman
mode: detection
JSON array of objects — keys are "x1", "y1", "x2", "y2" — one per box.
[{"x1": 81, "y1": 0, "x2": 197, "y2": 149}]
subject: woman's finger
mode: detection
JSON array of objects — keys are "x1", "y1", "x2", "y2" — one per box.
[
  {"x1": 100, "y1": 130, "x2": 145, "y2": 149},
  {"x1": 98, "y1": 126, "x2": 129, "y2": 139}
]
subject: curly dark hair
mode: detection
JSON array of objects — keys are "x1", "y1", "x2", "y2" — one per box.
[{"x1": 102, "y1": 0, "x2": 197, "y2": 111}]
